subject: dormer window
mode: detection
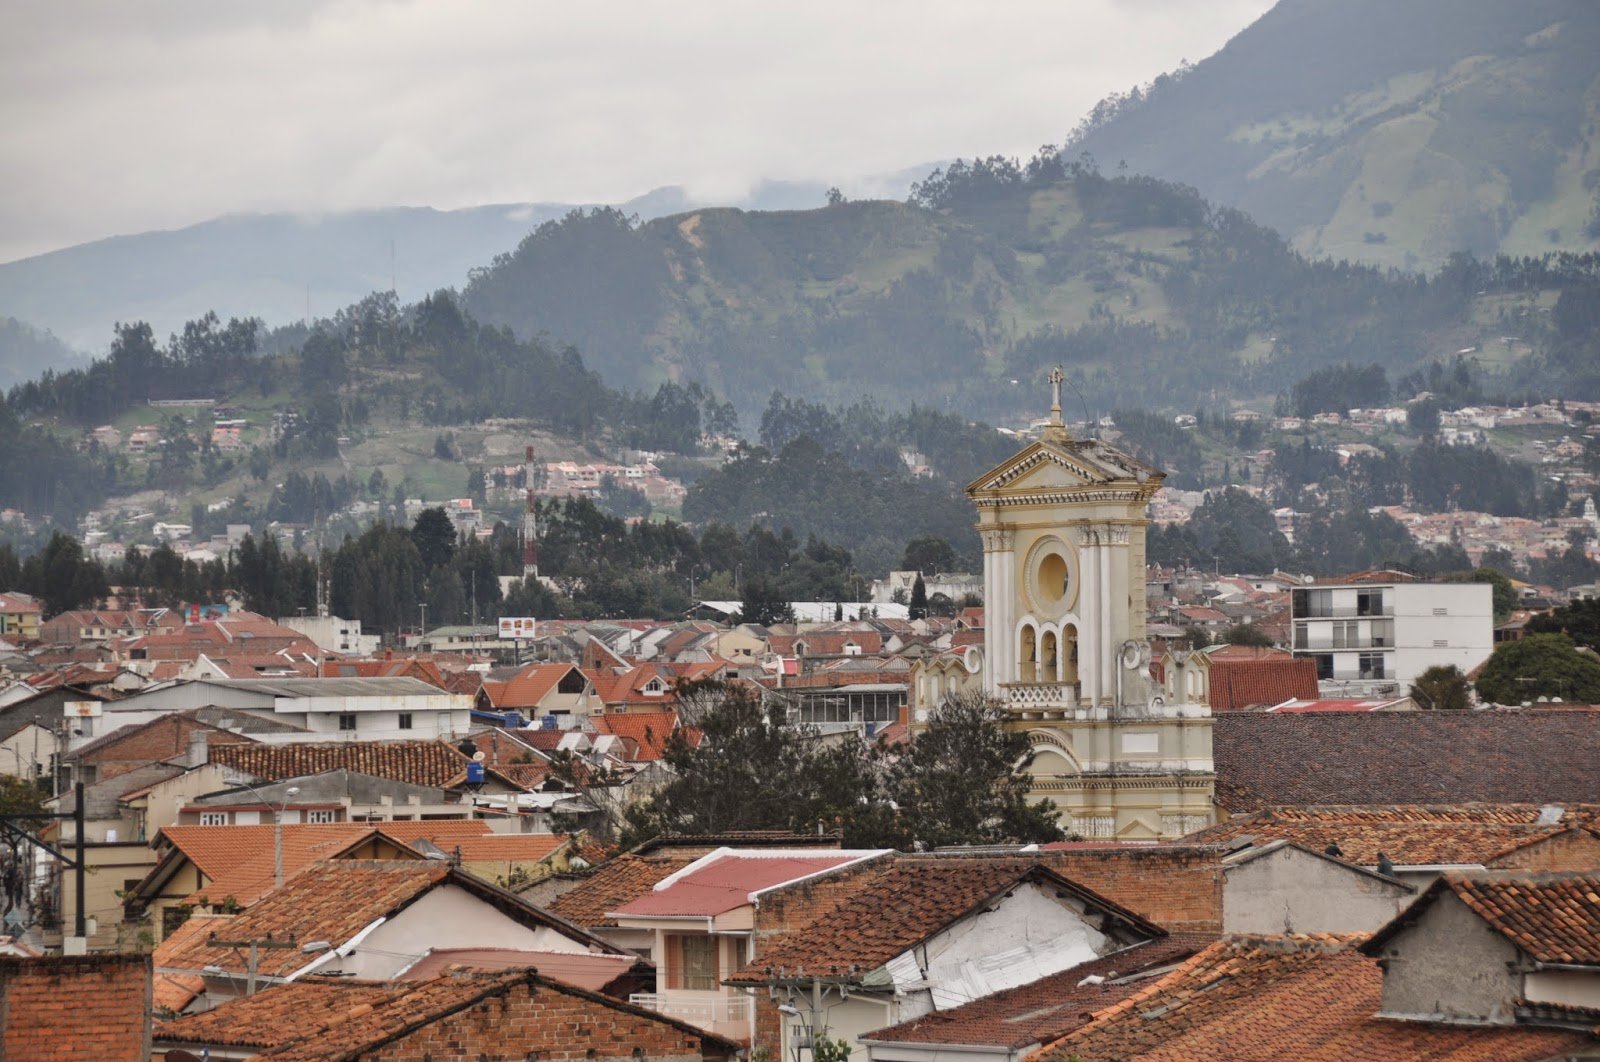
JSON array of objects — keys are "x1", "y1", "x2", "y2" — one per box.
[{"x1": 642, "y1": 678, "x2": 664, "y2": 696}]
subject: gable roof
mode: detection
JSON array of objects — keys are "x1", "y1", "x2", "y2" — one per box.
[
  {"x1": 156, "y1": 860, "x2": 614, "y2": 981},
  {"x1": 146, "y1": 820, "x2": 493, "y2": 907},
  {"x1": 208, "y1": 739, "x2": 471, "y2": 788},
  {"x1": 611, "y1": 848, "x2": 880, "y2": 919},
  {"x1": 863, "y1": 935, "x2": 1211, "y2": 1051},
  {"x1": 65, "y1": 711, "x2": 258, "y2": 764},
  {"x1": 155, "y1": 969, "x2": 737, "y2": 1060},
  {"x1": 1364, "y1": 872, "x2": 1600, "y2": 966},
  {"x1": 479, "y1": 662, "x2": 587, "y2": 709},
  {"x1": 544, "y1": 853, "x2": 704, "y2": 929},
  {"x1": 1213, "y1": 711, "x2": 1600, "y2": 811},
  {"x1": 1035, "y1": 936, "x2": 1592, "y2": 1061},
  {"x1": 589, "y1": 709, "x2": 692, "y2": 761},
  {"x1": 727, "y1": 857, "x2": 1164, "y2": 985}
]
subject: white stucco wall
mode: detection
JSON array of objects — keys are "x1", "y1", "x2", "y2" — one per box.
[{"x1": 331, "y1": 883, "x2": 591, "y2": 979}]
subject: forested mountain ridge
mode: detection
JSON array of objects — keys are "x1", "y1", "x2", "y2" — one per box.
[
  {"x1": 461, "y1": 159, "x2": 1599, "y2": 419},
  {"x1": 0, "y1": 171, "x2": 935, "y2": 361},
  {"x1": 1068, "y1": 0, "x2": 1600, "y2": 270}
]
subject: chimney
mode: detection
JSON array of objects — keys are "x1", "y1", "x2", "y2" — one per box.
[{"x1": 186, "y1": 728, "x2": 209, "y2": 767}]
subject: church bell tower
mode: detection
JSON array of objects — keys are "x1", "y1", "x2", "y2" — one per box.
[{"x1": 966, "y1": 369, "x2": 1214, "y2": 839}]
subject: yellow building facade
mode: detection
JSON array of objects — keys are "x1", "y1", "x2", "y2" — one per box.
[{"x1": 964, "y1": 374, "x2": 1214, "y2": 840}]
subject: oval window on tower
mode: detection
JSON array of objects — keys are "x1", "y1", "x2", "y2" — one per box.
[{"x1": 1039, "y1": 552, "x2": 1070, "y2": 605}]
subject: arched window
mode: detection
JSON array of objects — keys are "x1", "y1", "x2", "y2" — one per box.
[
  {"x1": 1020, "y1": 624, "x2": 1037, "y2": 683},
  {"x1": 1041, "y1": 630, "x2": 1058, "y2": 682},
  {"x1": 1062, "y1": 624, "x2": 1079, "y2": 684}
]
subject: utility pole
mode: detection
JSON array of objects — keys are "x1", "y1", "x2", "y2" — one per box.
[{"x1": 207, "y1": 933, "x2": 300, "y2": 996}]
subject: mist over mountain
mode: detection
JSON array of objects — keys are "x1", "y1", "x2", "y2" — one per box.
[
  {"x1": 1067, "y1": 0, "x2": 1600, "y2": 269},
  {"x1": 0, "y1": 167, "x2": 936, "y2": 362}
]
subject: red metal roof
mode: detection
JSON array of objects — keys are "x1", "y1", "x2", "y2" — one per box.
[{"x1": 610, "y1": 852, "x2": 866, "y2": 918}]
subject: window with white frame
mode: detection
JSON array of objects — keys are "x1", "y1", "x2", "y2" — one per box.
[
  {"x1": 199, "y1": 811, "x2": 228, "y2": 826},
  {"x1": 307, "y1": 809, "x2": 336, "y2": 824}
]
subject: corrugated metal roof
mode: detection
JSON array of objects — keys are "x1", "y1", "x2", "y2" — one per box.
[{"x1": 203, "y1": 677, "x2": 453, "y2": 698}]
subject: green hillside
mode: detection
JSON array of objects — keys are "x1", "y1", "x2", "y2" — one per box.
[
  {"x1": 461, "y1": 163, "x2": 1590, "y2": 418},
  {"x1": 1068, "y1": 0, "x2": 1600, "y2": 269}
]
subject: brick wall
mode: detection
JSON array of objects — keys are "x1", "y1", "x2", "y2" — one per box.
[
  {"x1": 0, "y1": 954, "x2": 152, "y2": 1061},
  {"x1": 82, "y1": 717, "x2": 251, "y2": 781},
  {"x1": 1036, "y1": 846, "x2": 1225, "y2": 933},
  {"x1": 368, "y1": 978, "x2": 732, "y2": 1061},
  {"x1": 1490, "y1": 829, "x2": 1600, "y2": 872}
]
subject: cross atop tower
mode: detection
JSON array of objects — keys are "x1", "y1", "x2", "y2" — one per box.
[{"x1": 1046, "y1": 367, "x2": 1070, "y2": 440}]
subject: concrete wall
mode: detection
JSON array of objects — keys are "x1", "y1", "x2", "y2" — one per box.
[
  {"x1": 1373, "y1": 892, "x2": 1521, "y2": 1024},
  {"x1": 1525, "y1": 969, "x2": 1600, "y2": 1011},
  {"x1": 1223, "y1": 845, "x2": 1412, "y2": 935}
]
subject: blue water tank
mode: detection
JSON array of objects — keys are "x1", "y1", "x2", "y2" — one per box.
[
  {"x1": 541, "y1": 715, "x2": 559, "y2": 731},
  {"x1": 465, "y1": 762, "x2": 485, "y2": 785},
  {"x1": 503, "y1": 711, "x2": 522, "y2": 729}
]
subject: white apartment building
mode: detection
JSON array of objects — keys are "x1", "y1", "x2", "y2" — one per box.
[{"x1": 1291, "y1": 578, "x2": 1492, "y2": 695}]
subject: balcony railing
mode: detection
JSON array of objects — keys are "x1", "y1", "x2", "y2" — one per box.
[
  {"x1": 1293, "y1": 605, "x2": 1394, "y2": 619},
  {"x1": 630, "y1": 992, "x2": 751, "y2": 1028},
  {"x1": 1002, "y1": 682, "x2": 1079, "y2": 708}
]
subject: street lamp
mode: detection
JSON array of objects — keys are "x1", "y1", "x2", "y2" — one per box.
[
  {"x1": 418, "y1": 602, "x2": 428, "y2": 646},
  {"x1": 223, "y1": 778, "x2": 301, "y2": 890}
]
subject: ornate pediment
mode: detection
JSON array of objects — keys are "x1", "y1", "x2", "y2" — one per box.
[{"x1": 966, "y1": 438, "x2": 1163, "y2": 499}]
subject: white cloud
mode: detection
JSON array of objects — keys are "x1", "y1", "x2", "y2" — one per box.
[{"x1": 0, "y1": 0, "x2": 1273, "y2": 263}]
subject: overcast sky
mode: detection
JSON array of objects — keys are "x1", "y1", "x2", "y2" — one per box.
[{"x1": 0, "y1": 0, "x2": 1273, "y2": 264}]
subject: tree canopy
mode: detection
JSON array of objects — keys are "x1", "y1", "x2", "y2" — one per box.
[{"x1": 1474, "y1": 633, "x2": 1600, "y2": 705}]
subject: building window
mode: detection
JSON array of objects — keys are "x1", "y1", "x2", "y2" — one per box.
[
  {"x1": 1313, "y1": 654, "x2": 1334, "y2": 680},
  {"x1": 1370, "y1": 620, "x2": 1394, "y2": 647},
  {"x1": 338, "y1": 713, "x2": 358, "y2": 731},
  {"x1": 163, "y1": 905, "x2": 192, "y2": 937},
  {"x1": 675, "y1": 934, "x2": 718, "y2": 991},
  {"x1": 199, "y1": 811, "x2": 228, "y2": 826},
  {"x1": 1358, "y1": 653, "x2": 1387, "y2": 680},
  {"x1": 398, "y1": 712, "x2": 413, "y2": 730},
  {"x1": 1357, "y1": 590, "x2": 1385, "y2": 616},
  {"x1": 307, "y1": 809, "x2": 336, "y2": 824},
  {"x1": 1332, "y1": 620, "x2": 1359, "y2": 649}
]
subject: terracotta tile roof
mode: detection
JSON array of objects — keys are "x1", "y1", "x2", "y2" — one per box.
[
  {"x1": 157, "y1": 978, "x2": 396, "y2": 1051},
  {"x1": 479, "y1": 662, "x2": 586, "y2": 708},
  {"x1": 612, "y1": 851, "x2": 871, "y2": 918},
  {"x1": 728, "y1": 857, "x2": 1162, "y2": 984},
  {"x1": 1213, "y1": 710, "x2": 1600, "y2": 812},
  {"x1": 156, "y1": 969, "x2": 738, "y2": 1060},
  {"x1": 1184, "y1": 805, "x2": 1600, "y2": 867},
  {"x1": 66, "y1": 712, "x2": 258, "y2": 764},
  {"x1": 156, "y1": 860, "x2": 609, "y2": 981},
  {"x1": 864, "y1": 935, "x2": 1211, "y2": 1049},
  {"x1": 1367, "y1": 872, "x2": 1600, "y2": 966},
  {"x1": 546, "y1": 853, "x2": 699, "y2": 928},
  {"x1": 590, "y1": 709, "x2": 689, "y2": 761},
  {"x1": 1207, "y1": 657, "x2": 1318, "y2": 711},
  {"x1": 450, "y1": 833, "x2": 570, "y2": 864},
  {"x1": 208, "y1": 739, "x2": 471, "y2": 787},
  {"x1": 1035, "y1": 936, "x2": 1592, "y2": 1061},
  {"x1": 319, "y1": 657, "x2": 449, "y2": 688},
  {"x1": 155, "y1": 821, "x2": 493, "y2": 906},
  {"x1": 0, "y1": 955, "x2": 152, "y2": 1061}
]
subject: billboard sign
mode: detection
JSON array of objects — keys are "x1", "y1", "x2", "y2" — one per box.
[{"x1": 498, "y1": 617, "x2": 537, "y2": 641}]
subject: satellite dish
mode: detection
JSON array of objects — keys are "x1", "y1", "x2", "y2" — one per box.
[{"x1": 472, "y1": 751, "x2": 487, "y2": 763}]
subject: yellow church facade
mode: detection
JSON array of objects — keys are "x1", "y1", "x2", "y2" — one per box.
[{"x1": 962, "y1": 374, "x2": 1215, "y2": 840}]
